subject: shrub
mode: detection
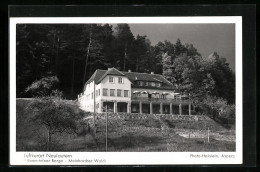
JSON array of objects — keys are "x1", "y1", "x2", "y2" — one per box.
[
  {"x1": 218, "y1": 104, "x2": 235, "y2": 125},
  {"x1": 25, "y1": 76, "x2": 62, "y2": 98}
]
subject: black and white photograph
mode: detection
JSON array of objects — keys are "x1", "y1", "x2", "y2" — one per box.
[{"x1": 9, "y1": 17, "x2": 243, "y2": 165}]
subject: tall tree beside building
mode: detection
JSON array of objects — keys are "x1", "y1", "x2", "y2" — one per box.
[
  {"x1": 131, "y1": 35, "x2": 151, "y2": 72},
  {"x1": 162, "y1": 52, "x2": 176, "y2": 84},
  {"x1": 201, "y1": 52, "x2": 235, "y2": 104},
  {"x1": 114, "y1": 24, "x2": 135, "y2": 71},
  {"x1": 16, "y1": 24, "x2": 54, "y2": 97},
  {"x1": 55, "y1": 24, "x2": 85, "y2": 95},
  {"x1": 80, "y1": 24, "x2": 114, "y2": 88},
  {"x1": 155, "y1": 40, "x2": 176, "y2": 83},
  {"x1": 174, "y1": 38, "x2": 187, "y2": 56},
  {"x1": 172, "y1": 54, "x2": 215, "y2": 101}
]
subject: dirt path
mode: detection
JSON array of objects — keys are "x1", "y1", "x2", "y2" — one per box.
[{"x1": 175, "y1": 129, "x2": 235, "y2": 142}]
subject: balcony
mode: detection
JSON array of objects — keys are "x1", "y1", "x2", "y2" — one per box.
[{"x1": 131, "y1": 96, "x2": 190, "y2": 104}]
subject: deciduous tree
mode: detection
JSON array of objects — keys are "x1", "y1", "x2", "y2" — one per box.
[{"x1": 28, "y1": 97, "x2": 87, "y2": 151}]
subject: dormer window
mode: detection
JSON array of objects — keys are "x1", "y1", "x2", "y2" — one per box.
[
  {"x1": 151, "y1": 82, "x2": 155, "y2": 86},
  {"x1": 109, "y1": 76, "x2": 114, "y2": 83},
  {"x1": 145, "y1": 82, "x2": 149, "y2": 86},
  {"x1": 137, "y1": 81, "x2": 144, "y2": 86}
]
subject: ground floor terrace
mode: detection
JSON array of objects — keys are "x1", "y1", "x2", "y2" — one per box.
[{"x1": 97, "y1": 100, "x2": 193, "y2": 115}]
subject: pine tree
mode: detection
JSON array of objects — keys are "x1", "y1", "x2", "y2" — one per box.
[
  {"x1": 174, "y1": 38, "x2": 186, "y2": 56},
  {"x1": 114, "y1": 24, "x2": 134, "y2": 71}
]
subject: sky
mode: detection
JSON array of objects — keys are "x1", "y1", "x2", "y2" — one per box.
[{"x1": 122, "y1": 24, "x2": 235, "y2": 71}]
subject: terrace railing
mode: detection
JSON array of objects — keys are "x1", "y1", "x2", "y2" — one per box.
[{"x1": 131, "y1": 96, "x2": 190, "y2": 103}]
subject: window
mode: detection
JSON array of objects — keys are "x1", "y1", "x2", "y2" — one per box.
[
  {"x1": 98, "y1": 89, "x2": 100, "y2": 96},
  {"x1": 151, "y1": 82, "x2": 155, "y2": 86},
  {"x1": 103, "y1": 88, "x2": 108, "y2": 96},
  {"x1": 110, "y1": 89, "x2": 115, "y2": 96},
  {"x1": 118, "y1": 77, "x2": 123, "y2": 84},
  {"x1": 109, "y1": 76, "x2": 114, "y2": 83},
  {"x1": 145, "y1": 82, "x2": 149, "y2": 86},
  {"x1": 157, "y1": 83, "x2": 161, "y2": 87},
  {"x1": 96, "y1": 90, "x2": 98, "y2": 97},
  {"x1": 91, "y1": 92, "x2": 93, "y2": 99},
  {"x1": 124, "y1": 90, "x2": 129, "y2": 97},
  {"x1": 117, "y1": 89, "x2": 122, "y2": 97},
  {"x1": 138, "y1": 81, "x2": 143, "y2": 86}
]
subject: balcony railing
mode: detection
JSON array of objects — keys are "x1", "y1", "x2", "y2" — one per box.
[{"x1": 131, "y1": 96, "x2": 190, "y2": 103}]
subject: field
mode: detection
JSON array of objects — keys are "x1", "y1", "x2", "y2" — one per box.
[{"x1": 16, "y1": 98, "x2": 235, "y2": 152}]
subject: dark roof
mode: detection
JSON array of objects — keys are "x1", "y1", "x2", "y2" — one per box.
[
  {"x1": 122, "y1": 71, "x2": 174, "y2": 90},
  {"x1": 84, "y1": 68, "x2": 174, "y2": 91},
  {"x1": 84, "y1": 70, "x2": 106, "y2": 90}
]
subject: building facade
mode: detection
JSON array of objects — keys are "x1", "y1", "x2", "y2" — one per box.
[{"x1": 78, "y1": 68, "x2": 192, "y2": 115}]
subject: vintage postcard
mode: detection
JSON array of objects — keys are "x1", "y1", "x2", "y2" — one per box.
[{"x1": 9, "y1": 17, "x2": 242, "y2": 165}]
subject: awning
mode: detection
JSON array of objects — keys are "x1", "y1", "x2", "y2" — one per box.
[
  {"x1": 173, "y1": 92, "x2": 180, "y2": 95},
  {"x1": 133, "y1": 91, "x2": 140, "y2": 94},
  {"x1": 141, "y1": 91, "x2": 148, "y2": 94},
  {"x1": 162, "y1": 92, "x2": 169, "y2": 95},
  {"x1": 152, "y1": 91, "x2": 159, "y2": 94}
]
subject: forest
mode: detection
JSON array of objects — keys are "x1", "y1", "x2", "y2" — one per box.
[{"x1": 16, "y1": 23, "x2": 235, "y2": 118}]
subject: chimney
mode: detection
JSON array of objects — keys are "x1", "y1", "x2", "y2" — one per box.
[
  {"x1": 128, "y1": 69, "x2": 131, "y2": 72},
  {"x1": 151, "y1": 72, "x2": 154, "y2": 74}
]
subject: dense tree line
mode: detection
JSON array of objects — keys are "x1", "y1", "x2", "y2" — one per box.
[
  {"x1": 16, "y1": 24, "x2": 159, "y2": 98},
  {"x1": 16, "y1": 23, "x2": 235, "y2": 108}
]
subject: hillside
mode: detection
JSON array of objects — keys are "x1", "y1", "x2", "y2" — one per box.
[{"x1": 16, "y1": 98, "x2": 235, "y2": 152}]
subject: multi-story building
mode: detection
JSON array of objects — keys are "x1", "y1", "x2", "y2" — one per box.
[{"x1": 78, "y1": 67, "x2": 192, "y2": 115}]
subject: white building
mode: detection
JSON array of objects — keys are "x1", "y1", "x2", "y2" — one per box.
[{"x1": 78, "y1": 67, "x2": 192, "y2": 115}]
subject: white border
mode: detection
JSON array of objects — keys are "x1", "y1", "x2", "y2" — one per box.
[{"x1": 9, "y1": 17, "x2": 242, "y2": 165}]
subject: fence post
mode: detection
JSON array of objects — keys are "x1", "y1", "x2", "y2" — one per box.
[{"x1": 207, "y1": 128, "x2": 210, "y2": 143}]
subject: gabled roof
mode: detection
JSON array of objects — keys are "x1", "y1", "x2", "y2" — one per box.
[
  {"x1": 84, "y1": 68, "x2": 175, "y2": 91},
  {"x1": 107, "y1": 67, "x2": 125, "y2": 76},
  {"x1": 84, "y1": 68, "x2": 125, "y2": 88},
  {"x1": 96, "y1": 68, "x2": 125, "y2": 83}
]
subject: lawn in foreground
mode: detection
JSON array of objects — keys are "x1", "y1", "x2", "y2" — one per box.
[{"x1": 59, "y1": 126, "x2": 235, "y2": 152}]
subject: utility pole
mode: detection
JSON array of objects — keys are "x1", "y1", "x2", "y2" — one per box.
[
  {"x1": 124, "y1": 46, "x2": 127, "y2": 71},
  {"x1": 83, "y1": 32, "x2": 92, "y2": 88},
  {"x1": 106, "y1": 105, "x2": 108, "y2": 152}
]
